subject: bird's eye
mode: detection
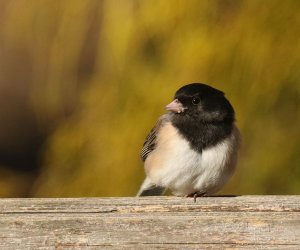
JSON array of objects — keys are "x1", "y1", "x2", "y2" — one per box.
[{"x1": 192, "y1": 97, "x2": 200, "y2": 105}]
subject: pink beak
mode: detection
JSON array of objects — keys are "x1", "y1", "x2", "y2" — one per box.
[{"x1": 165, "y1": 99, "x2": 186, "y2": 113}]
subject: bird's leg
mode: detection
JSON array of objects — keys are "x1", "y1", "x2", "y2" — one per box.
[
  {"x1": 193, "y1": 193, "x2": 198, "y2": 203},
  {"x1": 186, "y1": 192, "x2": 206, "y2": 203}
]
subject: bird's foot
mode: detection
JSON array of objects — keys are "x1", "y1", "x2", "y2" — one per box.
[{"x1": 186, "y1": 192, "x2": 206, "y2": 203}]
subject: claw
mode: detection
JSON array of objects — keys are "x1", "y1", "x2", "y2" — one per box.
[
  {"x1": 186, "y1": 192, "x2": 206, "y2": 203},
  {"x1": 193, "y1": 193, "x2": 197, "y2": 203}
]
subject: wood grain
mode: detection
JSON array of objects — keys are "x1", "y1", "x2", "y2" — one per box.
[{"x1": 0, "y1": 196, "x2": 299, "y2": 249}]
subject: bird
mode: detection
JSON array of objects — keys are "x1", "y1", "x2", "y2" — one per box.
[{"x1": 137, "y1": 83, "x2": 240, "y2": 201}]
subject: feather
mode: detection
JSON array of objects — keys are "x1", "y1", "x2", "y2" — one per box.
[
  {"x1": 136, "y1": 177, "x2": 166, "y2": 196},
  {"x1": 140, "y1": 114, "x2": 169, "y2": 162}
]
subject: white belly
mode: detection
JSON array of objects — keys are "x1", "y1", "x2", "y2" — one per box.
[{"x1": 145, "y1": 122, "x2": 239, "y2": 195}]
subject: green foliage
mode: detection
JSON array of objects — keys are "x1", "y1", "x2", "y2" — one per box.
[{"x1": 0, "y1": 0, "x2": 299, "y2": 196}]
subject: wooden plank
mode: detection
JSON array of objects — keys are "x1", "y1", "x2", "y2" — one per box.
[
  {"x1": 0, "y1": 196, "x2": 299, "y2": 249},
  {"x1": 1, "y1": 196, "x2": 299, "y2": 213}
]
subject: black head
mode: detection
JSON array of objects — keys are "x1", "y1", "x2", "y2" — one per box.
[
  {"x1": 166, "y1": 83, "x2": 235, "y2": 124},
  {"x1": 165, "y1": 83, "x2": 236, "y2": 151}
]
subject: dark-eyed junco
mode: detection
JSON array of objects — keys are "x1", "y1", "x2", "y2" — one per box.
[{"x1": 137, "y1": 83, "x2": 240, "y2": 201}]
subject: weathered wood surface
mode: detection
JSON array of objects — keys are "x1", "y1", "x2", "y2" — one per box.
[{"x1": 0, "y1": 196, "x2": 299, "y2": 249}]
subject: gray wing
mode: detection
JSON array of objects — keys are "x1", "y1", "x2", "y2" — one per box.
[{"x1": 140, "y1": 115, "x2": 169, "y2": 162}]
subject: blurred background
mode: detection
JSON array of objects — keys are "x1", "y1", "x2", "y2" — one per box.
[{"x1": 0, "y1": 0, "x2": 299, "y2": 197}]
